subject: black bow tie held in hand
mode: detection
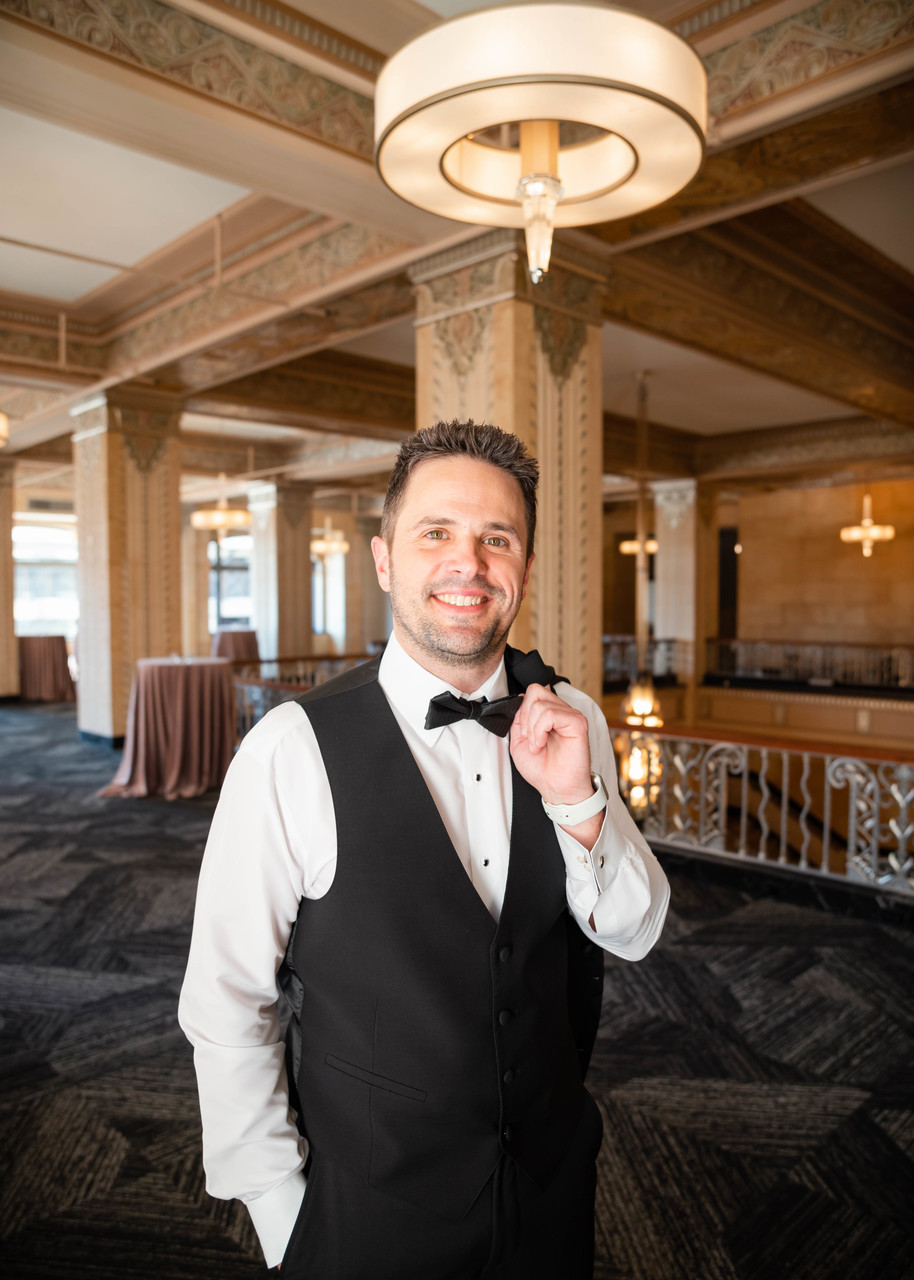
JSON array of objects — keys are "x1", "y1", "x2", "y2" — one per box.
[{"x1": 424, "y1": 691, "x2": 524, "y2": 738}]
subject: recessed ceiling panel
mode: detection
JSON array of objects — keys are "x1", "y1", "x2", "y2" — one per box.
[
  {"x1": 0, "y1": 241, "x2": 118, "y2": 303},
  {"x1": 602, "y1": 323, "x2": 856, "y2": 434},
  {"x1": 805, "y1": 160, "x2": 914, "y2": 275},
  {"x1": 0, "y1": 106, "x2": 249, "y2": 297}
]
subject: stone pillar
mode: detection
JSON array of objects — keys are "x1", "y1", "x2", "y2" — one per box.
[
  {"x1": 0, "y1": 458, "x2": 18, "y2": 697},
  {"x1": 652, "y1": 478, "x2": 697, "y2": 677},
  {"x1": 181, "y1": 509, "x2": 212, "y2": 658},
  {"x1": 71, "y1": 389, "x2": 182, "y2": 742},
  {"x1": 248, "y1": 480, "x2": 312, "y2": 659},
  {"x1": 354, "y1": 512, "x2": 389, "y2": 651},
  {"x1": 691, "y1": 482, "x2": 720, "y2": 724},
  {"x1": 411, "y1": 232, "x2": 605, "y2": 698}
]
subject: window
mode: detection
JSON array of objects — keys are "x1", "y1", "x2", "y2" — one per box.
[
  {"x1": 207, "y1": 533, "x2": 252, "y2": 632},
  {"x1": 13, "y1": 520, "x2": 79, "y2": 639}
]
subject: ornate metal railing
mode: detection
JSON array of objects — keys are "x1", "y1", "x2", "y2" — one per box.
[
  {"x1": 706, "y1": 639, "x2": 914, "y2": 690},
  {"x1": 612, "y1": 726, "x2": 914, "y2": 899},
  {"x1": 234, "y1": 653, "x2": 373, "y2": 740},
  {"x1": 603, "y1": 635, "x2": 686, "y2": 685}
]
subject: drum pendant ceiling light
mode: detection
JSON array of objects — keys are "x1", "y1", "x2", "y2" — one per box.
[{"x1": 374, "y1": 3, "x2": 707, "y2": 282}]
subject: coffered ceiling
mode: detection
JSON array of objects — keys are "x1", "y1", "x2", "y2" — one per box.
[{"x1": 1, "y1": 0, "x2": 912, "y2": 501}]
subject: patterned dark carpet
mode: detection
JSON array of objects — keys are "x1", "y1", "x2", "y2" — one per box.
[{"x1": 1, "y1": 701, "x2": 913, "y2": 1279}]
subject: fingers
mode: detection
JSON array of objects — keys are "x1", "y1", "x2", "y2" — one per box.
[{"x1": 512, "y1": 683, "x2": 589, "y2": 754}]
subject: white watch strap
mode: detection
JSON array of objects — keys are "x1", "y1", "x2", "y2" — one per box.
[{"x1": 542, "y1": 773, "x2": 608, "y2": 826}]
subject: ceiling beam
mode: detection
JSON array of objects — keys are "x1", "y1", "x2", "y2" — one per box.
[
  {"x1": 603, "y1": 201, "x2": 914, "y2": 425},
  {"x1": 185, "y1": 350, "x2": 415, "y2": 439},
  {"x1": 588, "y1": 79, "x2": 914, "y2": 251}
]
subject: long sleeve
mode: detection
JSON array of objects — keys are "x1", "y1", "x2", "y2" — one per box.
[
  {"x1": 552, "y1": 685, "x2": 670, "y2": 959},
  {"x1": 178, "y1": 701, "x2": 336, "y2": 1267}
]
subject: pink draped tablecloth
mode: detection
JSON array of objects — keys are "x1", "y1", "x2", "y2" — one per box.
[
  {"x1": 101, "y1": 657, "x2": 235, "y2": 800},
  {"x1": 211, "y1": 628, "x2": 260, "y2": 662},
  {"x1": 18, "y1": 635, "x2": 76, "y2": 702}
]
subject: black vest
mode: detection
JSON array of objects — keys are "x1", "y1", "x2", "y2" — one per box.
[{"x1": 280, "y1": 647, "x2": 603, "y2": 1221}]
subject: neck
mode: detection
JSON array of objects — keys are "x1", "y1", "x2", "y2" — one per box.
[{"x1": 391, "y1": 628, "x2": 504, "y2": 694}]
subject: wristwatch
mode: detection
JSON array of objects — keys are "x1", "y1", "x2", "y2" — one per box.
[{"x1": 541, "y1": 773, "x2": 608, "y2": 826}]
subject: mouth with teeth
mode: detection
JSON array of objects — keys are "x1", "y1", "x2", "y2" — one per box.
[{"x1": 434, "y1": 592, "x2": 488, "y2": 608}]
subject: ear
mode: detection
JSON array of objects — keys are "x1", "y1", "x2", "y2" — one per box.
[
  {"x1": 371, "y1": 535, "x2": 391, "y2": 593},
  {"x1": 521, "y1": 551, "x2": 534, "y2": 600}
]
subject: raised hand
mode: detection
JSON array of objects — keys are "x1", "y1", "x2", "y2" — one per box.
[{"x1": 509, "y1": 684, "x2": 603, "y2": 851}]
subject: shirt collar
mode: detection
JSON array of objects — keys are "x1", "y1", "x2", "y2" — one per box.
[{"x1": 378, "y1": 633, "x2": 509, "y2": 741}]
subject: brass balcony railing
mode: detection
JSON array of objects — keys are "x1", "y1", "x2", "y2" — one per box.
[
  {"x1": 613, "y1": 726, "x2": 914, "y2": 899},
  {"x1": 706, "y1": 639, "x2": 914, "y2": 691},
  {"x1": 603, "y1": 635, "x2": 686, "y2": 686}
]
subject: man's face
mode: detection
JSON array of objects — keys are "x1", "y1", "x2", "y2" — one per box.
[{"x1": 371, "y1": 456, "x2": 533, "y2": 686}]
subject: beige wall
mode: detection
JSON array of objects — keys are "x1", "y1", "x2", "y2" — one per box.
[{"x1": 737, "y1": 480, "x2": 914, "y2": 644}]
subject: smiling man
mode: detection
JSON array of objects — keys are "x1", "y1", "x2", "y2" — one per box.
[{"x1": 179, "y1": 420, "x2": 669, "y2": 1279}]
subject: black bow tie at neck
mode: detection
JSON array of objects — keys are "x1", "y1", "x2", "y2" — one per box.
[{"x1": 424, "y1": 691, "x2": 523, "y2": 738}]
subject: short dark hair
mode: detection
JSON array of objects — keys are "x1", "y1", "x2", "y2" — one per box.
[{"x1": 381, "y1": 420, "x2": 539, "y2": 553}]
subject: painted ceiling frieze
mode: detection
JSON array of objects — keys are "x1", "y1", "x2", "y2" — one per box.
[
  {"x1": 707, "y1": 0, "x2": 914, "y2": 121},
  {"x1": 103, "y1": 223, "x2": 406, "y2": 373},
  {"x1": 0, "y1": 0, "x2": 373, "y2": 159}
]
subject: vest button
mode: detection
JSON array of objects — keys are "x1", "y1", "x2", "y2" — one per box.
[
  {"x1": 503, "y1": 1068, "x2": 515, "y2": 1084},
  {"x1": 499, "y1": 946, "x2": 512, "y2": 962},
  {"x1": 498, "y1": 1009, "x2": 513, "y2": 1026}
]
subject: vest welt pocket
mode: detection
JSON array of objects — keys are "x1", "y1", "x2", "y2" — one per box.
[{"x1": 325, "y1": 1053, "x2": 427, "y2": 1102}]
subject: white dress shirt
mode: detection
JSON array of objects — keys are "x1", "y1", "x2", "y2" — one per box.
[{"x1": 178, "y1": 637, "x2": 669, "y2": 1267}]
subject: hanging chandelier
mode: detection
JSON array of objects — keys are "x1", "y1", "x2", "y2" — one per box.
[
  {"x1": 190, "y1": 473, "x2": 252, "y2": 535},
  {"x1": 374, "y1": 3, "x2": 707, "y2": 283},
  {"x1": 840, "y1": 492, "x2": 895, "y2": 558},
  {"x1": 311, "y1": 518, "x2": 350, "y2": 559}
]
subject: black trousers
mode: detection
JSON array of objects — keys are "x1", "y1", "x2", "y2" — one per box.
[{"x1": 280, "y1": 1091, "x2": 603, "y2": 1280}]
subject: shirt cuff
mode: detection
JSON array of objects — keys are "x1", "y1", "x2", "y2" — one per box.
[
  {"x1": 244, "y1": 1169, "x2": 307, "y2": 1270},
  {"x1": 555, "y1": 821, "x2": 658, "y2": 951}
]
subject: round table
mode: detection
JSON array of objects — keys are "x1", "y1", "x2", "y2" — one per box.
[{"x1": 101, "y1": 657, "x2": 235, "y2": 800}]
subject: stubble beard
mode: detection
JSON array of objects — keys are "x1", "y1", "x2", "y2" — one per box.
[{"x1": 388, "y1": 565, "x2": 517, "y2": 671}]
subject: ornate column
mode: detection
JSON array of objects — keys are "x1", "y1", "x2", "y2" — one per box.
[
  {"x1": 71, "y1": 389, "x2": 182, "y2": 743},
  {"x1": 0, "y1": 458, "x2": 17, "y2": 697},
  {"x1": 652, "y1": 479, "x2": 697, "y2": 676},
  {"x1": 411, "y1": 231, "x2": 605, "y2": 697},
  {"x1": 247, "y1": 480, "x2": 312, "y2": 659},
  {"x1": 181, "y1": 509, "x2": 212, "y2": 658}
]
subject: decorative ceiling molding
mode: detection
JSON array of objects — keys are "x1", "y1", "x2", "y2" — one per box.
[
  {"x1": 704, "y1": 0, "x2": 914, "y2": 127},
  {"x1": 175, "y1": 0, "x2": 385, "y2": 81},
  {"x1": 603, "y1": 411, "x2": 914, "y2": 486},
  {"x1": 186, "y1": 350, "x2": 415, "y2": 439},
  {"x1": 0, "y1": 0, "x2": 373, "y2": 161},
  {"x1": 0, "y1": 226, "x2": 411, "y2": 403},
  {"x1": 695, "y1": 415, "x2": 914, "y2": 482},
  {"x1": 152, "y1": 270, "x2": 416, "y2": 393}
]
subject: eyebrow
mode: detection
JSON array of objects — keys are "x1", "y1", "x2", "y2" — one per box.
[{"x1": 411, "y1": 516, "x2": 522, "y2": 541}]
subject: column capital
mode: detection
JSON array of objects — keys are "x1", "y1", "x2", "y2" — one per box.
[
  {"x1": 70, "y1": 385, "x2": 184, "y2": 473},
  {"x1": 411, "y1": 230, "x2": 606, "y2": 329},
  {"x1": 651, "y1": 478, "x2": 697, "y2": 530}
]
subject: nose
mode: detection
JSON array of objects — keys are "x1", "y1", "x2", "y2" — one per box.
[{"x1": 444, "y1": 533, "x2": 487, "y2": 580}]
